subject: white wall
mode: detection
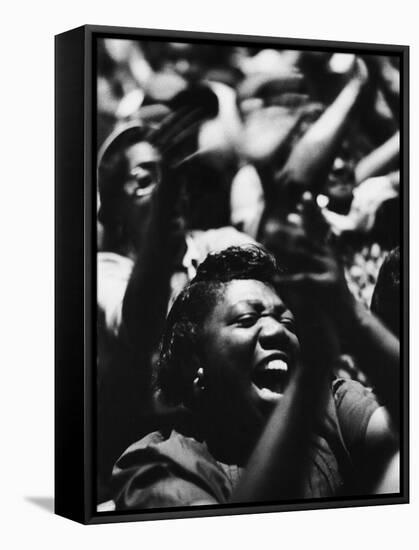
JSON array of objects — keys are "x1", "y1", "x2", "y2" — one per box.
[{"x1": 0, "y1": 1, "x2": 416, "y2": 548}]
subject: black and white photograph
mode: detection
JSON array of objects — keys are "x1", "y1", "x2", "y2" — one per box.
[
  {"x1": 3, "y1": 0, "x2": 419, "y2": 547},
  {"x1": 94, "y1": 30, "x2": 406, "y2": 518}
]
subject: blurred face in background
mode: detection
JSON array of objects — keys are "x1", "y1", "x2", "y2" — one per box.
[
  {"x1": 325, "y1": 143, "x2": 356, "y2": 214},
  {"x1": 121, "y1": 141, "x2": 161, "y2": 239}
]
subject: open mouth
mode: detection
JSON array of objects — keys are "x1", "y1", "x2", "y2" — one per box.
[
  {"x1": 134, "y1": 182, "x2": 157, "y2": 198},
  {"x1": 252, "y1": 358, "x2": 289, "y2": 397}
]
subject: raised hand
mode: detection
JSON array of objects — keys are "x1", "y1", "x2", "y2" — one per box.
[{"x1": 262, "y1": 195, "x2": 350, "y2": 319}]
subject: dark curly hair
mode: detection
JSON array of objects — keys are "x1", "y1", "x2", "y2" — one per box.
[{"x1": 156, "y1": 245, "x2": 281, "y2": 406}]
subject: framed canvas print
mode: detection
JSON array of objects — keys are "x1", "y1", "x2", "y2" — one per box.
[{"x1": 55, "y1": 25, "x2": 409, "y2": 524}]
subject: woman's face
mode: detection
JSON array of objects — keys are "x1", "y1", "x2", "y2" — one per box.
[
  {"x1": 124, "y1": 141, "x2": 161, "y2": 200},
  {"x1": 200, "y1": 278, "x2": 300, "y2": 417},
  {"x1": 121, "y1": 141, "x2": 161, "y2": 237}
]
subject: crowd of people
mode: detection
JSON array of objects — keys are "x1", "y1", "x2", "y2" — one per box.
[{"x1": 95, "y1": 37, "x2": 401, "y2": 511}]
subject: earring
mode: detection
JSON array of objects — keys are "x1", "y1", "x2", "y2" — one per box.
[{"x1": 193, "y1": 367, "x2": 205, "y2": 391}]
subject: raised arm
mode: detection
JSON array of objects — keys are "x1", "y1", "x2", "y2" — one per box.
[
  {"x1": 337, "y1": 289, "x2": 400, "y2": 425},
  {"x1": 252, "y1": 206, "x2": 400, "y2": 496},
  {"x1": 121, "y1": 162, "x2": 183, "y2": 364},
  {"x1": 122, "y1": 88, "x2": 219, "y2": 368},
  {"x1": 363, "y1": 55, "x2": 400, "y2": 122},
  {"x1": 262, "y1": 201, "x2": 400, "y2": 426},
  {"x1": 277, "y1": 58, "x2": 368, "y2": 196},
  {"x1": 355, "y1": 132, "x2": 400, "y2": 184}
]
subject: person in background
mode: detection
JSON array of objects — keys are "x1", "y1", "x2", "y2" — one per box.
[{"x1": 96, "y1": 88, "x2": 218, "y2": 498}]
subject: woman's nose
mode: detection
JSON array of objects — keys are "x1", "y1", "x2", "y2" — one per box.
[{"x1": 258, "y1": 317, "x2": 288, "y2": 348}]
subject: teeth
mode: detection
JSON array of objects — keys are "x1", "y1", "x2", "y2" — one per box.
[
  {"x1": 252, "y1": 359, "x2": 289, "y2": 396},
  {"x1": 265, "y1": 359, "x2": 288, "y2": 372}
]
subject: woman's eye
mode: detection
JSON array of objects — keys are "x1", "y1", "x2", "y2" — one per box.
[
  {"x1": 235, "y1": 314, "x2": 258, "y2": 327},
  {"x1": 280, "y1": 317, "x2": 296, "y2": 331}
]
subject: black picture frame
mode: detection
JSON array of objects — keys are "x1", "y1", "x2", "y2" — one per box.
[{"x1": 55, "y1": 24, "x2": 409, "y2": 524}]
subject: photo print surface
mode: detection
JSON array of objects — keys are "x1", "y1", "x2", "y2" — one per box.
[{"x1": 95, "y1": 34, "x2": 404, "y2": 516}]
